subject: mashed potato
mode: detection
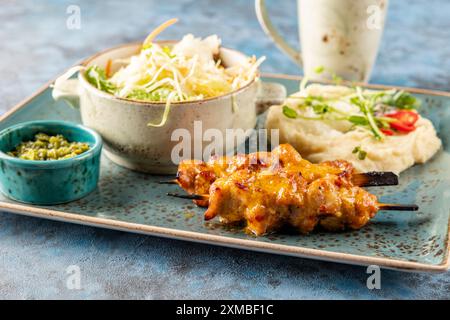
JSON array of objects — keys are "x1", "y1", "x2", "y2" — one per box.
[{"x1": 265, "y1": 84, "x2": 442, "y2": 174}]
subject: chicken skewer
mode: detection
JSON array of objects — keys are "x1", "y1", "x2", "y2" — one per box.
[
  {"x1": 165, "y1": 144, "x2": 398, "y2": 207},
  {"x1": 165, "y1": 144, "x2": 416, "y2": 236},
  {"x1": 168, "y1": 169, "x2": 417, "y2": 235}
]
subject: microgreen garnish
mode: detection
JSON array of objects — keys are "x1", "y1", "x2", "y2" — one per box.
[
  {"x1": 283, "y1": 74, "x2": 421, "y2": 140},
  {"x1": 312, "y1": 65, "x2": 343, "y2": 85},
  {"x1": 282, "y1": 105, "x2": 298, "y2": 119},
  {"x1": 351, "y1": 87, "x2": 384, "y2": 140},
  {"x1": 348, "y1": 115, "x2": 369, "y2": 126},
  {"x1": 312, "y1": 103, "x2": 329, "y2": 114},
  {"x1": 352, "y1": 146, "x2": 367, "y2": 160}
]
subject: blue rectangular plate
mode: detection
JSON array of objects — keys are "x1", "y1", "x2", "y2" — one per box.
[{"x1": 1, "y1": 73, "x2": 449, "y2": 272}]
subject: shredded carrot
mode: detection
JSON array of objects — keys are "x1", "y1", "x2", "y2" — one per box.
[
  {"x1": 105, "y1": 59, "x2": 112, "y2": 78},
  {"x1": 143, "y1": 18, "x2": 178, "y2": 47}
]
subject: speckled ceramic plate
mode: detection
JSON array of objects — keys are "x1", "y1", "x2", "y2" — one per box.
[{"x1": 1, "y1": 73, "x2": 449, "y2": 272}]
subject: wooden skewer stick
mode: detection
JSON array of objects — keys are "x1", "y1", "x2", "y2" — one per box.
[
  {"x1": 351, "y1": 172, "x2": 398, "y2": 187},
  {"x1": 160, "y1": 171, "x2": 399, "y2": 188},
  {"x1": 159, "y1": 179, "x2": 179, "y2": 185},
  {"x1": 167, "y1": 192, "x2": 206, "y2": 200},
  {"x1": 378, "y1": 203, "x2": 419, "y2": 211},
  {"x1": 167, "y1": 193, "x2": 419, "y2": 211}
]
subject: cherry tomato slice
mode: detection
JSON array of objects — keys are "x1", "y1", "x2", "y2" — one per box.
[
  {"x1": 380, "y1": 128, "x2": 395, "y2": 136},
  {"x1": 385, "y1": 110, "x2": 419, "y2": 133},
  {"x1": 389, "y1": 121, "x2": 416, "y2": 133},
  {"x1": 386, "y1": 110, "x2": 419, "y2": 126}
]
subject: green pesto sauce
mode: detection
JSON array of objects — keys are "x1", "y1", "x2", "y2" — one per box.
[{"x1": 7, "y1": 133, "x2": 90, "y2": 161}]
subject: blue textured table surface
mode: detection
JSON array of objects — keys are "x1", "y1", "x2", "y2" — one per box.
[{"x1": 1, "y1": 0, "x2": 449, "y2": 299}]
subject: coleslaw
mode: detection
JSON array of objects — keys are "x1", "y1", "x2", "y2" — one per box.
[{"x1": 84, "y1": 19, "x2": 265, "y2": 127}]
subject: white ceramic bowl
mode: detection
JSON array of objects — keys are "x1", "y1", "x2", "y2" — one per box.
[{"x1": 53, "y1": 42, "x2": 286, "y2": 174}]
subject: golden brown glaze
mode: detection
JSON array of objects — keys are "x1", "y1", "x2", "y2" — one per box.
[
  {"x1": 176, "y1": 144, "x2": 378, "y2": 236},
  {"x1": 176, "y1": 144, "x2": 354, "y2": 204},
  {"x1": 204, "y1": 170, "x2": 378, "y2": 235}
]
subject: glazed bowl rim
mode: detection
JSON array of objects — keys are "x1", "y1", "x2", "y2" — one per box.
[{"x1": 0, "y1": 120, "x2": 103, "y2": 169}]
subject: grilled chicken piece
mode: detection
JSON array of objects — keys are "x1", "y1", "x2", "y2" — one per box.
[
  {"x1": 204, "y1": 169, "x2": 378, "y2": 235},
  {"x1": 177, "y1": 144, "x2": 354, "y2": 206}
]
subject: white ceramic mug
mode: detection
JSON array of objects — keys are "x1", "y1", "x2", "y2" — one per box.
[
  {"x1": 256, "y1": 0, "x2": 389, "y2": 82},
  {"x1": 52, "y1": 42, "x2": 286, "y2": 174}
]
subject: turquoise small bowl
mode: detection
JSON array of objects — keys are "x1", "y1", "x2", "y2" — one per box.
[{"x1": 0, "y1": 120, "x2": 102, "y2": 205}]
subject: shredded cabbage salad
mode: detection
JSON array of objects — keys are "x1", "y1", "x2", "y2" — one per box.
[{"x1": 84, "y1": 19, "x2": 265, "y2": 127}]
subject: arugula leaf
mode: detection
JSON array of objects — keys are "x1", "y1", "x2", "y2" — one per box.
[
  {"x1": 85, "y1": 66, "x2": 116, "y2": 94},
  {"x1": 282, "y1": 105, "x2": 298, "y2": 119},
  {"x1": 380, "y1": 90, "x2": 421, "y2": 110},
  {"x1": 393, "y1": 91, "x2": 421, "y2": 109}
]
